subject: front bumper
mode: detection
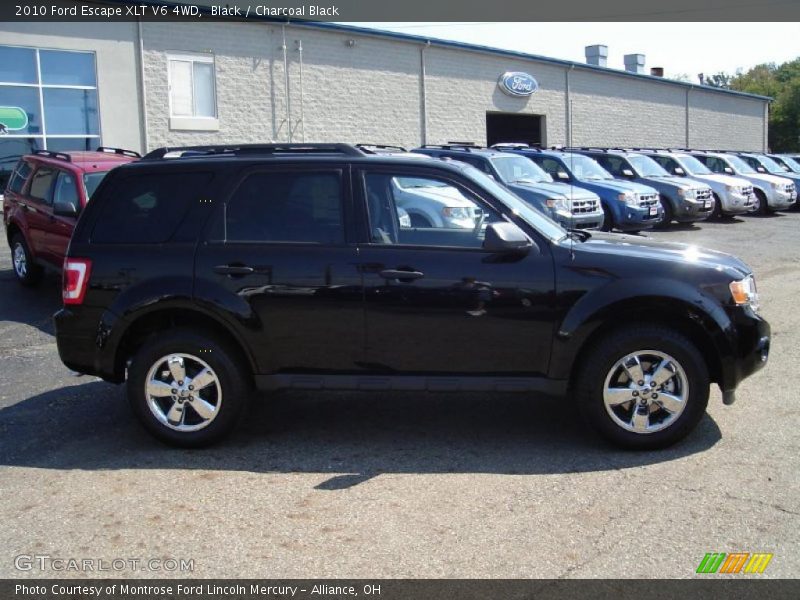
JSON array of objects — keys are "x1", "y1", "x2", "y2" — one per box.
[
  {"x1": 719, "y1": 306, "x2": 770, "y2": 397},
  {"x1": 674, "y1": 196, "x2": 714, "y2": 222},
  {"x1": 554, "y1": 209, "x2": 605, "y2": 230},
  {"x1": 767, "y1": 189, "x2": 797, "y2": 210},
  {"x1": 614, "y1": 203, "x2": 662, "y2": 230},
  {"x1": 719, "y1": 191, "x2": 755, "y2": 215}
]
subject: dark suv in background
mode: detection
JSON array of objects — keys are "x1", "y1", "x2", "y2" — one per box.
[
  {"x1": 55, "y1": 143, "x2": 770, "y2": 450},
  {"x1": 3, "y1": 148, "x2": 139, "y2": 285}
]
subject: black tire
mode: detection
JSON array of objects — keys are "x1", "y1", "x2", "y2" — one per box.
[
  {"x1": 9, "y1": 233, "x2": 43, "y2": 287},
  {"x1": 409, "y1": 213, "x2": 433, "y2": 228},
  {"x1": 753, "y1": 189, "x2": 769, "y2": 215},
  {"x1": 711, "y1": 193, "x2": 723, "y2": 219},
  {"x1": 127, "y1": 329, "x2": 251, "y2": 447},
  {"x1": 655, "y1": 195, "x2": 673, "y2": 228},
  {"x1": 574, "y1": 324, "x2": 710, "y2": 450},
  {"x1": 600, "y1": 204, "x2": 613, "y2": 232}
]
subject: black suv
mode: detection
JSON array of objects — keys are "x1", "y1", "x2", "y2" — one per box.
[{"x1": 55, "y1": 143, "x2": 770, "y2": 449}]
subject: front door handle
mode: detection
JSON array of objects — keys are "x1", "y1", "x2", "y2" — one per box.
[
  {"x1": 379, "y1": 269, "x2": 424, "y2": 281},
  {"x1": 214, "y1": 264, "x2": 255, "y2": 276}
]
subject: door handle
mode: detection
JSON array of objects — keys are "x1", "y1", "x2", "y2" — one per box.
[
  {"x1": 214, "y1": 264, "x2": 255, "y2": 276},
  {"x1": 379, "y1": 269, "x2": 424, "y2": 281}
]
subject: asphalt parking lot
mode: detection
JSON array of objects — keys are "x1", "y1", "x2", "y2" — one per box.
[{"x1": 1, "y1": 211, "x2": 798, "y2": 579}]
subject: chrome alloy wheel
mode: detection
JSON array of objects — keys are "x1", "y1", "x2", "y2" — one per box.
[
  {"x1": 602, "y1": 350, "x2": 689, "y2": 434},
  {"x1": 145, "y1": 353, "x2": 222, "y2": 432},
  {"x1": 12, "y1": 242, "x2": 27, "y2": 279}
]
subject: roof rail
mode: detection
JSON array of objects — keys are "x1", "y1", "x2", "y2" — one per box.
[
  {"x1": 96, "y1": 146, "x2": 142, "y2": 158},
  {"x1": 561, "y1": 146, "x2": 610, "y2": 153},
  {"x1": 356, "y1": 143, "x2": 408, "y2": 154},
  {"x1": 33, "y1": 149, "x2": 72, "y2": 162},
  {"x1": 142, "y1": 143, "x2": 365, "y2": 160},
  {"x1": 491, "y1": 143, "x2": 536, "y2": 151},
  {"x1": 420, "y1": 143, "x2": 487, "y2": 152}
]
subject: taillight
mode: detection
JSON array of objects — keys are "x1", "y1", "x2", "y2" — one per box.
[{"x1": 63, "y1": 258, "x2": 92, "y2": 305}]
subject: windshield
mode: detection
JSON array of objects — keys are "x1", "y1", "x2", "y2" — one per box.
[
  {"x1": 755, "y1": 155, "x2": 788, "y2": 174},
  {"x1": 627, "y1": 155, "x2": 671, "y2": 178},
  {"x1": 460, "y1": 165, "x2": 565, "y2": 241},
  {"x1": 726, "y1": 155, "x2": 756, "y2": 174},
  {"x1": 83, "y1": 172, "x2": 109, "y2": 200},
  {"x1": 396, "y1": 177, "x2": 449, "y2": 189},
  {"x1": 490, "y1": 156, "x2": 553, "y2": 184},
  {"x1": 777, "y1": 156, "x2": 800, "y2": 173},
  {"x1": 561, "y1": 154, "x2": 614, "y2": 180},
  {"x1": 675, "y1": 155, "x2": 712, "y2": 175}
]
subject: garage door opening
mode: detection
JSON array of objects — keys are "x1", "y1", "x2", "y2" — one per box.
[{"x1": 486, "y1": 113, "x2": 544, "y2": 147}]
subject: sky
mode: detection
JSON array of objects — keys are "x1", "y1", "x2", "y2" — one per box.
[{"x1": 338, "y1": 22, "x2": 800, "y2": 81}]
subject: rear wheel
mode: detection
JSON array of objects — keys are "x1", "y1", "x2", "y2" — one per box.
[
  {"x1": 10, "y1": 233, "x2": 43, "y2": 287},
  {"x1": 127, "y1": 329, "x2": 250, "y2": 447},
  {"x1": 574, "y1": 324, "x2": 709, "y2": 449}
]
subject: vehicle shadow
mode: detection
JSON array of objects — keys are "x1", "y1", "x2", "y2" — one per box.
[
  {"x1": 0, "y1": 266, "x2": 62, "y2": 336},
  {"x1": 0, "y1": 380, "x2": 722, "y2": 488}
]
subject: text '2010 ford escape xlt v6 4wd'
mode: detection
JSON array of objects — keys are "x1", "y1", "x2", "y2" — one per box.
[{"x1": 55, "y1": 144, "x2": 770, "y2": 449}]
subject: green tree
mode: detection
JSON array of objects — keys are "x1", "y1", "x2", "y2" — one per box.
[{"x1": 728, "y1": 59, "x2": 800, "y2": 152}]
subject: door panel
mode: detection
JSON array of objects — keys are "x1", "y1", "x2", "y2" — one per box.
[
  {"x1": 48, "y1": 170, "x2": 80, "y2": 265},
  {"x1": 194, "y1": 165, "x2": 364, "y2": 374},
  {"x1": 356, "y1": 167, "x2": 556, "y2": 375},
  {"x1": 23, "y1": 166, "x2": 57, "y2": 263}
]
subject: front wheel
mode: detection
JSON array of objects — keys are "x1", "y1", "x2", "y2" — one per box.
[
  {"x1": 600, "y1": 204, "x2": 613, "y2": 232},
  {"x1": 752, "y1": 189, "x2": 769, "y2": 215},
  {"x1": 574, "y1": 325, "x2": 709, "y2": 449},
  {"x1": 656, "y1": 196, "x2": 673, "y2": 228},
  {"x1": 127, "y1": 329, "x2": 250, "y2": 447}
]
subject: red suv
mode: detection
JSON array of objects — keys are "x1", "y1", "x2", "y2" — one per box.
[{"x1": 3, "y1": 147, "x2": 139, "y2": 286}]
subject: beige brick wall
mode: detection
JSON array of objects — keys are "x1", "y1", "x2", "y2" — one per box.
[{"x1": 139, "y1": 21, "x2": 767, "y2": 153}]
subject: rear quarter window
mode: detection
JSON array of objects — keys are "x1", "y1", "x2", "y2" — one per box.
[
  {"x1": 90, "y1": 171, "x2": 212, "y2": 244},
  {"x1": 6, "y1": 159, "x2": 33, "y2": 194}
]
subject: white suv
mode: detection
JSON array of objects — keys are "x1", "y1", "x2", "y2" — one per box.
[
  {"x1": 689, "y1": 151, "x2": 796, "y2": 214},
  {"x1": 644, "y1": 151, "x2": 755, "y2": 216}
]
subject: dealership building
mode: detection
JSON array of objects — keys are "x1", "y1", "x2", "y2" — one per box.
[{"x1": 0, "y1": 4, "x2": 771, "y2": 182}]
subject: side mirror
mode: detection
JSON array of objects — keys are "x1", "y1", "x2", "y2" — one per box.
[
  {"x1": 723, "y1": 167, "x2": 734, "y2": 174},
  {"x1": 53, "y1": 200, "x2": 80, "y2": 217},
  {"x1": 556, "y1": 171, "x2": 570, "y2": 180},
  {"x1": 621, "y1": 169, "x2": 635, "y2": 178},
  {"x1": 756, "y1": 166, "x2": 766, "y2": 173},
  {"x1": 673, "y1": 167, "x2": 685, "y2": 176},
  {"x1": 483, "y1": 222, "x2": 534, "y2": 254}
]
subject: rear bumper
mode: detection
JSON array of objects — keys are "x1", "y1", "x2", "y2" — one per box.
[{"x1": 54, "y1": 307, "x2": 123, "y2": 382}]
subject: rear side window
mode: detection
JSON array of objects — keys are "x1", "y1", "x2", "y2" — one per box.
[
  {"x1": 28, "y1": 167, "x2": 57, "y2": 203},
  {"x1": 91, "y1": 172, "x2": 211, "y2": 244},
  {"x1": 221, "y1": 171, "x2": 344, "y2": 245},
  {"x1": 6, "y1": 160, "x2": 33, "y2": 194}
]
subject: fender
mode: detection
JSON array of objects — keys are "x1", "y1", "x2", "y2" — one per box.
[
  {"x1": 549, "y1": 276, "x2": 735, "y2": 381},
  {"x1": 98, "y1": 276, "x2": 258, "y2": 380}
]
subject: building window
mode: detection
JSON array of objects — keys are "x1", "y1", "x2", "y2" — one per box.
[
  {"x1": 167, "y1": 53, "x2": 218, "y2": 130},
  {"x1": 0, "y1": 44, "x2": 101, "y2": 189}
]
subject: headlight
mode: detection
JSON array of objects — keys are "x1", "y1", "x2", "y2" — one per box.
[
  {"x1": 678, "y1": 188, "x2": 696, "y2": 199},
  {"x1": 442, "y1": 206, "x2": 471, "y2": 220},
  {"x1": 617, "y1": 192, "x2": 638, "y2": 206},
  {"x1": 725, "y1": 185, "x2": 740, "y2": 193},
  {"x1": 545, "y1": 197, "x2": 570, "y2": 212},
  {"x1": 730, "y1": 275, "x2": 759, "y2": 311},
  {"x1": 770, "y1": 182, "x2": 783, "y2": 190}
]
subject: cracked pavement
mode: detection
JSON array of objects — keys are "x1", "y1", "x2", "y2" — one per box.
[{"x1": 0, "y1": 211, "x2": 798, "y2": 578}]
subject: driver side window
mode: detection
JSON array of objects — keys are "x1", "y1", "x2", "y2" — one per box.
[{"x1": 363, "y1": 172, "x2": 501, "y2": 249}]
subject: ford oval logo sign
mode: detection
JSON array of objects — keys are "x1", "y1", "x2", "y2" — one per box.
[{"x1": 498, "y1": 72, "x2": 538, "y2": 97}]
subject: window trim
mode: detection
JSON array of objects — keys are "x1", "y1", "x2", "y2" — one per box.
[
  {"x1": 0, "y1": 44, "x2": 101, "y2": 149},
  {"x1": 167, "y1": 52, "x2": 219, "y2": 131}
]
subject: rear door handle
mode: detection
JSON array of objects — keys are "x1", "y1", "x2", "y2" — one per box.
[
  {"x1": 214, "y1": 264, "x2": 254, "y2": 276},
  {"x1": 379, "y1": 269, "x2": 424, "y2": 281}
]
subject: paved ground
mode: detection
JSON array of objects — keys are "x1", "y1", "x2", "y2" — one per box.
[{"x1": 1, "y1": 211, "x2": 798, "y2": 579}]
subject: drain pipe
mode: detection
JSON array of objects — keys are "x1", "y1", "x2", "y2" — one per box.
[
  {"x1": 685, "y1": 85, "x2": 692, "y2": 148},
  {"x1": 296, "y1": 39, "x2": 305, "y2": 142},
  {"x1": 136, "y1": 18, "x2": 149, "y2": 153},
  {"x1": 282, "y1": 24, "x2": 291, "y2": 142},
  {"x1": 565, "y1": 64, "x2": 574, "y2": 147},
  {"x1": 420, "y1": 40, "x2": 430, "y2": 145}
]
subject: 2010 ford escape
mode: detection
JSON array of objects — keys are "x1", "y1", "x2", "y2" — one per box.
[{"x1": 54, "y1": 143, "x2": 771, "y2": 449}]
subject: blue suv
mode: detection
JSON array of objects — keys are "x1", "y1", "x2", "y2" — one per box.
[
  {"x1": 494, "y1": 145, "x2": 662, "y2": 232},
  {"x1": 413, "y1": 144, "x2": 604, "y2": 229},
  {"x1": 573, "y1": 148, "x2": 714, "y2": 226}
]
